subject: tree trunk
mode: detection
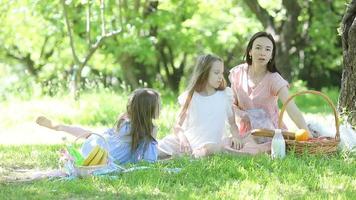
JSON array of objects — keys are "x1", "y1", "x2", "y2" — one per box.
[
  {"x1": 120, "y1": 54, "x2": 139, "y2": 89},
  {"x1": 339, "y1": 0, "x2": 356, "y2": 126},
  {"x1": 276, "y1": 42, "x2": 293, "y2": 81}
]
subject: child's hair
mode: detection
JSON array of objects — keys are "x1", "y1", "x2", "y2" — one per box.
[
  {"x1": 115, "y1": 88, "x2": 160, "y2": 151},
  {"x1": 178, "y1": 54, "x2": 226, "y2": 125}
]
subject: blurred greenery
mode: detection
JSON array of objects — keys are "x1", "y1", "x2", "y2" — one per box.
[
  {"x1": 0, "y1": 0, "x2": 346, "y2": 99},
  {"x1": 288, "y1": 80, "x2": 339, "y2": 114}
]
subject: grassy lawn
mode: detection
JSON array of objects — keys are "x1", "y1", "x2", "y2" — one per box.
[
  {"x1": 0, "y1": 145, "x2": 355, "y2": 199},
  {"x1": 0, "y1": 86, "x2": 355, "y2": 199}
]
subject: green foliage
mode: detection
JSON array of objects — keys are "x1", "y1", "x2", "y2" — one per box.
[
  {"x1": 298, "y1": 0, "x2": 343, "y2": 89},
  {"x1": 0, "y1": 0, "x2": 346, "y2": 97}
]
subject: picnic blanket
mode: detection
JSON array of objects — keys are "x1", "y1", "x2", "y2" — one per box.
[{"x1": 2, "y1": 162, "x2": 181, "y2": 183}]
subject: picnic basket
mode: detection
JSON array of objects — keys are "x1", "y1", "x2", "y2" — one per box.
[
  {"x1": 72, "y1": 132, "x2": 109, "y2": 177},
  {"x1": 253, "y1": 90, "x2": 340, "y2": 155},
  {"x1": 280, "y1": 90, "x2": 340, "y2": 155}
]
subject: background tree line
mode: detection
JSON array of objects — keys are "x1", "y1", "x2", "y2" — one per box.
[{"x1": 0, "y1": 0, "x2": 345, "y2": 98}]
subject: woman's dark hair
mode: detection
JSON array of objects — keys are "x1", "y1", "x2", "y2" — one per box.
[{"x1": 244, "y1": 31, "x2": 280, "y2": 74}]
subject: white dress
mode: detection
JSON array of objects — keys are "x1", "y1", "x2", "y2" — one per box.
[{"x1": 158, "y1": 88, "x2": 234, "y2": 155}]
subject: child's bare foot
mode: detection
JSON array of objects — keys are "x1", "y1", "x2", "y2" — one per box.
[{"x1": 36, "y1": 116, "x2": 57, "y2": 130}]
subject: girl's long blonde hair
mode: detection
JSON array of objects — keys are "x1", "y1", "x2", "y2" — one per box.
[
  {"x1": 178, "y1": 54, "x2": 226, "y2": 125},
  {"x1": 115, "y1": 88, "x2": 160, "y2": 152}
]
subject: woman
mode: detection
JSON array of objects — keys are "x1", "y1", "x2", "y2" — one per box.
[{"x1": 228, "y1": 31, "x2": 310, "y2": 154}]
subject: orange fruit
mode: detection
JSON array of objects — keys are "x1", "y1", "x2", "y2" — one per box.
[{"x1": 295, "y1": 129, "x2": 309, "y2": 141}]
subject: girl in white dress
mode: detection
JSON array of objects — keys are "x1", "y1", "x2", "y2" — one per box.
[{"x1": 158, "y1": 54, "x2": 242, "y2": 158}]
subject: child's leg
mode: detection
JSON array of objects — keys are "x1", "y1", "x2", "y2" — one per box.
[
  {"x1": 36, "y1": 116, "x2": 92, "y2": 138},
  {"x1": 157, "y1": 134, "x2": 183, "y2": 159},
  {"x1": 193, "y1": 143, "x2": 221, "y2": 158}
]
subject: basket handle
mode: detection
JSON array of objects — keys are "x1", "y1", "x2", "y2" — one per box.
[
  {"x1": 277, "y1": 90, "x2": 340, "y2": 140},
  {"x1": 74, "y1": 132, "x2": 110, "y2": 151}
]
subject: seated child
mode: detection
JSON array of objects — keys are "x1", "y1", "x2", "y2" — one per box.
[{"x1": 36, "y1": 88, "x2": 161, "y2": 164}]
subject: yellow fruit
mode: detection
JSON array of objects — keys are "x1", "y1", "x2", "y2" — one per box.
[
  {"x1": 99, "y1": 150, "x2": 108, "y2": 165},
  {"x1": 295, "y1": 129, "x2": 309, "y2": 141},
  {"x1": 82, "y1": 146, "x2": 100, "y2": 166},
  {"x1": 88, "y1": 148, "x2": 105, "y2": 166}
]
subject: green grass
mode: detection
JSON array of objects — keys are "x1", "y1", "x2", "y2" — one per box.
[
  {"x1": 1, "y1": 87, "x2": 354, "y2": 199},
  {"x1": 0, "y1": 145, "x2": 355, "y2": 199}
]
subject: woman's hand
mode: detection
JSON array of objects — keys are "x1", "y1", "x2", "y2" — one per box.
[{"x1": 231, "y1": 135, "x2": 244, "y2": 150}]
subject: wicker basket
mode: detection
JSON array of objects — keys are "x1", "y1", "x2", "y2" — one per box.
[
  {"x1": 73, "y1": 132, "x2": 109, "y2": 177},
  {"x1": 278, "y1": 90, "x2": 340, "y2": 155}
]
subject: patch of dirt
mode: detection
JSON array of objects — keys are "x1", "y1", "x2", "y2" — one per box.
[{"x1": 0, "y1": 168, "x2": 66, "y2": 183}]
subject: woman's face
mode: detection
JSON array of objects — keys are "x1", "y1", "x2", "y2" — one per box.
[{"x1": 249, "y1": 37, "x2": 273, "y2": 66}]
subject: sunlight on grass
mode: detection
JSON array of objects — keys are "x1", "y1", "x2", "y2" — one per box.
[
  {"x1": 0, "y1": 146, "x2": 355, "y2": 198},
  {"x1": 319, "y1": 175, "x2": 356, "y2": 194}
]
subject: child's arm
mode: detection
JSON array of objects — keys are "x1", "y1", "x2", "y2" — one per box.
[
  {"x1": 173, "y1": 107, "x2": 192, "y2": 153},
  {"x1": 36, "y1": 116, "x2": 92, "y2": 138},
  {"x1": 228, "y1": 112, "x2": 244, "y2": 150},
  {"x1": 277, "y1": 87, "x2": 311, "y2": 137}
]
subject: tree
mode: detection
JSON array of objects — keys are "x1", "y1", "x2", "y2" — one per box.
[
  {"x1": 339, "y1": 0, "x2": 356, "y2": 126},
  {"x1": 61, "y1": 0, "x2": 121, "y2": 99},
  {"x1": 0, "y1": 1, "x2": 63, "y2": 82}
]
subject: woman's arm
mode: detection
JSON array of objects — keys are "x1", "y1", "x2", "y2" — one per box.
[
  {"x1": 277, "y1": 87, "x2": 311, "y2": 137},
  {"x1": 233, "y1": 105, "x2": 250, "y2": 123},
  {"x1": 228, "y1": 108, "x2": 245, "y2": 149},
  {"x1": 228, "y1": 114, "x2": 239, "y2": 138}
]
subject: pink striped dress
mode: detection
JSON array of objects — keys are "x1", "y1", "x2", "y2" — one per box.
[{"x1": 229, "y1": 64, "x2": 289, "y2": 137}]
